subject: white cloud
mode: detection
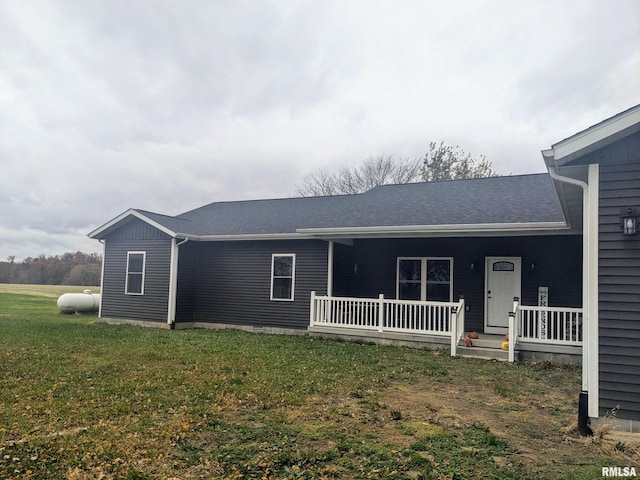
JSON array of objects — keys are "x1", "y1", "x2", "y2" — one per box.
[{"x1": 0, "y1": 0, "x2": 639, "y2": 260}]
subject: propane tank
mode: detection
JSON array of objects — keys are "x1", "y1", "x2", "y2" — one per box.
[{"x1": 57, "y1": 290, "x2": 101, "y2": 314}]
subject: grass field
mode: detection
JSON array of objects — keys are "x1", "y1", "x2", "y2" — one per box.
[
  {"x1": 0, "y1": 286, "x2": 637, "y2": 479},
  {"x1": 0, "y1": 284, "x2": 100, "y2": 298}
]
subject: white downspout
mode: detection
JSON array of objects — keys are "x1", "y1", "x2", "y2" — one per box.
[
  {"x1": 586, "y1": 164, "x2": 599, "y2": 419},
  {"x1": 167, "y1": 237, "x2": 189, "y2": 328},
  {"x1": 98, "y1": 239, "x2": 106, "y2": 319},
  {"x1": 548, "y1": 163, "x2": 599, "y2": 419}
]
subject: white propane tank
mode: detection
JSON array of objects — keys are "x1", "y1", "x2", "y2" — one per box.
[{"x1": 57, "y1": 290, "x2": 101, "y2": 314}]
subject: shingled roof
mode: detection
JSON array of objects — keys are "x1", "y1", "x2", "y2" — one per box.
[{"x1": 89, "y1": 173, "x2": 570, "y2": 240}]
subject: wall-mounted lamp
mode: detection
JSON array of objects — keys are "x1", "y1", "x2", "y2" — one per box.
[
  {"x1": 470, "y1": 262, "x2": 475, "y2": 271},
  {"x1": 620, "y1": 207, "x2": 639, "y2": 236},
  {"x1": 529, "y1": 262, "x2": 536, "y2": 272}
]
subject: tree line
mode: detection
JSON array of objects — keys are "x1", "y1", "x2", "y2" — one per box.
[{"x1": 0, "y1": 252, "x2": 102, "y2": 286}]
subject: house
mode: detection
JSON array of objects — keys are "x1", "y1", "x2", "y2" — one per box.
[{"x1": 89, "y1": 104, "x2": 640, "y2": 432}]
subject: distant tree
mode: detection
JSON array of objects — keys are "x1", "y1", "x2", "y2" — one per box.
[
  {"x1": 64, "y1": 264, "x2": 101, "y2": 286},
  {"x1": 295, "y1": 144, "x2": 498, "y2": 197},
  {"x1": 295, "y1": 155, "x2": 423, "y2": 196},
  {"x1": 422, "y1": 141, "x2": 498, "y2": 181},
  {"x1": 0, "y1": 252, "x2": 102, "y2": 285}
]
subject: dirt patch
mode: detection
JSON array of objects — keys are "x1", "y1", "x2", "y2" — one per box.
[
  {"x1": 376, "y1": 377, "x2": 639, "y2": 471},
  {"x1": 286, "y1": 374, "x2": 639, "y2": 474}
]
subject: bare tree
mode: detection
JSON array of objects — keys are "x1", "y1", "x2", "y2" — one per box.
[
  {"x1": 422, "y1": 141, "x2": 497, "y2": 181},
  {"x1": 295, "y1": 144, "x2": 498, "y2": 197},
  {"x1": 294, "y1": 167, "x2": 339, "y2": 197},
  {"x1": 295, "y1": 155, "x2": 423, "y2": 197}
]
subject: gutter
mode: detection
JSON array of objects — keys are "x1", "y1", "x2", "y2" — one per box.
[
  {"x1": 173, "y1": 232, "x2": 299, "y2": 241},
  {"x1": 296, "y1": 221, "x2": 570, "y2": 238}
]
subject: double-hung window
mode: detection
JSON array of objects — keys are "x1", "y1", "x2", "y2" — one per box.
[
  {"x1": 397, "y1": 257, "x2": 452, "y2": 302},
  {"x1": 271, "y1": 254, "x2": 295, "y2": 301},
  {"x1": 125, "y1": 252, "x2": 146, "y2": 295}
]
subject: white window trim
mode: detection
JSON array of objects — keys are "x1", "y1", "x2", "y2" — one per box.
[
  {"x1": 270, "y1": 253, "x2": 296, "y2": 301},
  {"x1": 396, "y1": 257, "x2": 453, "y2": 302},
  {"x1": 125, "y1": 251, "x2": 146, "y2": 295}
]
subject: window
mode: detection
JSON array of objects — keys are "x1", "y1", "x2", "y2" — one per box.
[
  {"x1": 271, "y1": 254, "x2": 295, "y2": 301},
  {"x1": 126, "y1": 252, "x2": 146, "y2": 295},
  {"x1": 493, "y1": 261, "x2": 515, "y2": 272},
  {"x1": 398, "y1": 258, "x2": 422, "y2": 300},
  {"x1": 397, "y1": 257, "x2": 452, "y2": 302}
]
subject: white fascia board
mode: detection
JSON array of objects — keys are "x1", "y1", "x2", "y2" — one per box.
[
  {"x1": 181, "y1": 233, "x2": 302, "y2": 241},
  {"x1": 88, "y1": 209, "x2": 178, "y2": 239},
  {"x1": 296, "y1": 222, "x2": 569, "y2": 238},
  {"x1": 547, "y1": 105, "x2": 640, "y2": 165}
]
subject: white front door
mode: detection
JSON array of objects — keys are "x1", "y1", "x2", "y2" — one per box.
[{"x1": 485, "y1": 257, "x2": 521, "y2": 334}]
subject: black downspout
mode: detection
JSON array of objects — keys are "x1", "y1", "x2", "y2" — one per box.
[{"x1": 578, "y1": 391, "x2": 593, "y2": 436}]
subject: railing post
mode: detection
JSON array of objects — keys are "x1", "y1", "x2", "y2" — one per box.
[
  {"x1": 450, "y1": 306, "x2": 458, "y2": 356},
  {"x1": 310, "y1": 291, "x2": 316, "y2": 326},
  {"x1": 377, "y1": 294, "x2": 384, "y2": 332},
  {"x1": 458, "y1": 297, "x2": 465, "y2": 343},
  {"x1": 508, "y1": 311, "x2": 516, "y2": 362}
]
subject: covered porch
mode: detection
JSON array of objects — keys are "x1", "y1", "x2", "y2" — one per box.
[{"x1": 307, "y1": 234, "x2": 584, "y2": 362}]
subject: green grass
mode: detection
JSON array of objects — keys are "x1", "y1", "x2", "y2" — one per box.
[{"x1": 0, "y1": 289, "x2": 636, "y2": 479}]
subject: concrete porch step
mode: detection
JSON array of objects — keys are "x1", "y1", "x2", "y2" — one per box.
[
  {"x1": 459, "y1": 333, "x2": 507, "y2": 349},
  {"x1": 456, "y1": 345, "x2": 510, "y2": 361},
  {"x1": 457, "y1": 333, "x2": 510, "y2": 361}
]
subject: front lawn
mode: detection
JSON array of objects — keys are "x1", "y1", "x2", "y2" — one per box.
[{"x1": 0, "y1": 290, "x2": 636, "y2": 479}]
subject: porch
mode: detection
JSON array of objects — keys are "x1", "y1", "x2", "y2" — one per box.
[{"x1": 309, "y1": 292, "x2": 583, "y2": 362}]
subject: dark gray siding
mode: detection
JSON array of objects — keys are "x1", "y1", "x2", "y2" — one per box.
[
  {"x1": 189, "y1": 240, "x2": 328, "y2": 329},
  {"x1": 344, "y1": 236, "x2": 582, "y2": 333},
  {"x1": 332, "y1": 242, "x2": 355, "y2": 297},
  {"x1": 175, "y1": 242, "x2": 197, "y2": 323},
  {"x1": 594, "y1": 132, "x2": 640, "y2": 420},
  {"x1": 101, "y1": 219, "x2": 172, "y2": 323}
]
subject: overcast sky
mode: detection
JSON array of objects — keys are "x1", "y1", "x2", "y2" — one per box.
[{"x1": 1, "y1": 0, "x2": 638, "y2": 261}]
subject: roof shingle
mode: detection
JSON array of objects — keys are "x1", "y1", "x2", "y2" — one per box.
[{"x1": 136, "y1": 173, "x2": 566, "y2": 237}]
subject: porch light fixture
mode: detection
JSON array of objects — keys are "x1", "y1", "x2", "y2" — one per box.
[{"x1": 620, "y1": 207, "x2": 639, "y2": 236}]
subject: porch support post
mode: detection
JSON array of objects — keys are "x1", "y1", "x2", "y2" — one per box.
[{"x1": 327, "y1": 240, "x2": 334, "y2": 297}]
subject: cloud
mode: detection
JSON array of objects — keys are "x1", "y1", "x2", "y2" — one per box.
[{"x1": 0, "y1": 0, "x2": 639, "y2": 260}]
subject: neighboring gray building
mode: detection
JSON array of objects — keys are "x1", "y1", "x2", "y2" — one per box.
[{"x1": 90, "y1": 105, "x2": 640, "y2": 431}]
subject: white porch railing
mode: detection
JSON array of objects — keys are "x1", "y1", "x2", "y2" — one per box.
[
  {"x1": 510, "y1": 297, "x2": 583, "y2": 362},
  {"x1": 310, "y1": 292, "x2": 465, "y2": 356}
]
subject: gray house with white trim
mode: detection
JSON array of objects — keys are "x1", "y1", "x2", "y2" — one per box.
[{"x1": 90, "y1": 105, "x2": 640, "y2": 431}]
